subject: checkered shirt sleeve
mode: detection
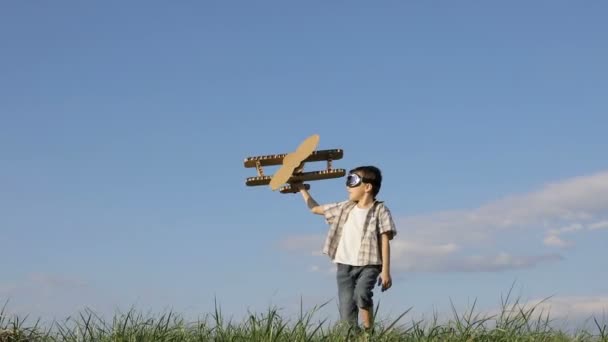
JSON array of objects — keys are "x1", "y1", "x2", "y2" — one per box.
[
  {"x1": 377, "y1": 204, "x2": 397, "y2": 239},
  {"x1": 321, "y1": 201, "x2": 348, "y2": 225}
]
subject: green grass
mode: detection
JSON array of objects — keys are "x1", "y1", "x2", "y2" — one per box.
[{"x1": 1, "y1": 294, "x2": 607, "y2": 341}]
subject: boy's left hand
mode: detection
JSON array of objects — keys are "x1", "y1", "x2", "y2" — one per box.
[{"x1": 378, "y1": 271, "x2": 392, "y2": 292}]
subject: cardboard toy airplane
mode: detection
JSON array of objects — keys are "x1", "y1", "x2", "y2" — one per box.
[{"x1": 243, "y1": 134, "x2": 345, "y2": 193}]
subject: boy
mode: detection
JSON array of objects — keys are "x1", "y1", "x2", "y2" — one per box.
[{"x1": 293, "y1": 165, "x2": 397, "y2": 330}]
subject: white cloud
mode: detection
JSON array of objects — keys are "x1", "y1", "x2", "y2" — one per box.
[
  {"x1": 279, "y1": 234, "x2": 324, "y2": 256},
  {"x1": 399, "y1": 170, "x2": 608, "y2": 244},
  {"x1": 0, "y1": 273, "x2": 116, "y2": 322},
  {"x1": 503, "y1": 295, "x2": 608, "y2": 322},
  {"x1": 392, "y1": 240, "x2": 459, "y2": 258},
  {"x1": 471, "y1": 294, "x2": 608, "y2": 332},
  {"x1": 278, "y1": 170, "x2": 608, "y2": 273},
  {"x1": 543, "y1": 234, "x2": 571, "y2": 248},
  {"x1": 555, "y1": 223, "x2": 584, "y2": 234},
  {"x1": 590, "y1": 220, "x2": 608, "y2": 230},
  {"x1": 309, "y1": 265, "x2": 320, "y2": 272},
  {"x1": 27, "y1": 273, "x2": 88, "y2": 290},
  {"x1": 390, "y1": 239, "x2": 562, "y2": 272},
  {"x1": 542, "y1": 221, "x2": 608, "y2": 248},
  {"x1": 307, "y1": 264, "x2": 335, "y2": 275},
  {"x1": 450, "y1": 253, "x2": 562, "y2": 272}
]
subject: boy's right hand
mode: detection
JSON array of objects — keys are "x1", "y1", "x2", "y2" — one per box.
[{"x1": 290, "y1": 182, "x2": 306, "y2": 192}]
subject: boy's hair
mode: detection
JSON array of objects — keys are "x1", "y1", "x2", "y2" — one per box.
[{"x1": 349, "y1": 165, "x2": 382, "y2": 197}]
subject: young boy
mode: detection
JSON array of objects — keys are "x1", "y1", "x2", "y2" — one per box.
[{"x1": 293, "y1": 165, "x2": 397, "y2": 330}]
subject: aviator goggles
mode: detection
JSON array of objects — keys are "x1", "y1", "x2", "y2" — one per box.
[{"x1": 345, "y1": 173, "x2": 375, "y2": 188}]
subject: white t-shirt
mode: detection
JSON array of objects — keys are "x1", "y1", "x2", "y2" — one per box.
[{"x1": 333, "y1": 205, "x2": 370, "y2": 265}]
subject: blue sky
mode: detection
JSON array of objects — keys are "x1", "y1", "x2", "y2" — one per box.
[{"x1": 1, "y1": 1, "x2": 607, "y2": 330}]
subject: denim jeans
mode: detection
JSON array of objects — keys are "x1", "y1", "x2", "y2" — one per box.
[{"x1": 336, "y1": 263, "x2": 381, "y2": 325}]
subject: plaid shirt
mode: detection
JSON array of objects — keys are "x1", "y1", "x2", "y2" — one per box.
[{"x1": 321, "y1": 200, "x2": 397, "y2": 265}]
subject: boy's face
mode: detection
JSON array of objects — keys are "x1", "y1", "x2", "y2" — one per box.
[{"x1": 346, "y1": 172, "x2": 372, "y2": 201}]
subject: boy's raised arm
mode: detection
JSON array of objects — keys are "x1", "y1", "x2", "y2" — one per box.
[{"x1": 293, "y1": 183, "x2": 324, "y2": 215}]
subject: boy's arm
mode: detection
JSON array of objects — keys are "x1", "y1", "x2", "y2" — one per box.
[
  {"x1": 294, "y1": 183, "x2": 324, "y2": 215},
  {"x1": 381, "y1": 233, "x2": 391, "y2": 272},
  {"x1": 377, "y1": 204, "x2": 397, "y2": 291},
  {"x1": 379, "y1": 232, "x2": 392, "y2": 290}
]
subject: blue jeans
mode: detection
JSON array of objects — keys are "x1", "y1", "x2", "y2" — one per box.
[{"x1": 336, "y1": 263, "x2": 381, "y2": 325}]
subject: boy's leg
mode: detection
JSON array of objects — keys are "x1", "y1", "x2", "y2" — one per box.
[
  {"x1": 353, "y1": 265, "x2": 381, "y2": 329},
  {"x1": 336, "y1": 263, "x2": 358, "y2": 327}
]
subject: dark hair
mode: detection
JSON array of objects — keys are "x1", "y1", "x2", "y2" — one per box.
[{"x1": 349, "y1": 165, "x2": 382, "y2": 197}]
